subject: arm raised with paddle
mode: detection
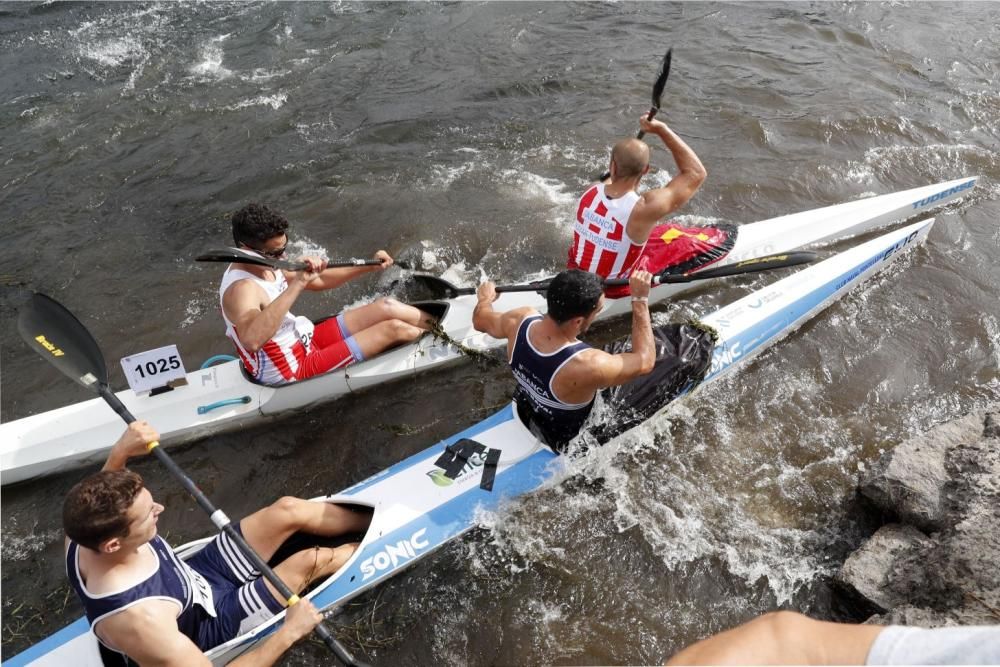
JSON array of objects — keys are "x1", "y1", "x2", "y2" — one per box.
[{"x1": 20, "y1": 293, "x2": 371, "y2": 667}]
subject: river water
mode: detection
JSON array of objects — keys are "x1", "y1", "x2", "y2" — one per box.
[{"x1": 2, "y1": 2, "x2": 998, "y2": 664}]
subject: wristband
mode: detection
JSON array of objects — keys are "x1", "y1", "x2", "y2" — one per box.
[{"x1": 632, "y1": 296, "x2": 648, "y2": 303}]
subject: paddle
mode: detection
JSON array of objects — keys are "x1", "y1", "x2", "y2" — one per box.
[
  {"x1": 16, "y1": 293, "x2": 368, "y2": 667},
  {"x1": 196, "y1": 247, "x2": 411, "y2": 272},
  {"x1": 409, "y1": 250, "x2": 817, "y2": 298},
  {"x1": 597, "y1": 48, "x2": 672, "y2": 182}
]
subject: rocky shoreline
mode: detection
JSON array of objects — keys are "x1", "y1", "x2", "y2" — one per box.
[{"x1": 835, "y1": 404, "x2": 1000, "y2": 627}]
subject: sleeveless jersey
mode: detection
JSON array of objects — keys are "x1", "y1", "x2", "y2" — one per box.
[
  {"x1": 568, "y1": 183, "x2": 644, "y2": 279},
  {"x1": 219, "y1": 265, "x2": 315, "y2": 385},
  {"x1": 509, "y1": 315, "x2": 595, "y2": 449},
  {"x1": 66, "y1": 536, "x2": 217, "y2": 653}
]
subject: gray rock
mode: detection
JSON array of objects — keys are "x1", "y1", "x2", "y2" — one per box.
[
  {"x1": 860, "y1": 409, "x2": 989, "y2": 533},
  {"x1": 837, "y1": 524, "x2": 933, "y2": 613},
  {"x1": 864, "y1": 605, "x2": 955, "y2": 627},
  {"x1": 842, "y1": 403, "x2": 1000, "y2": 624}
]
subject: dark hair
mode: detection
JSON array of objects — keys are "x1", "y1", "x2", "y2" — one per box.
[
  {"x1": 231, "y1": 203, "x2": 290, "y2": 247},
  {"x1": 546, "y1": 269, "x2": 604, "y2": 323},
  {"x1": 63, "y1": 470, "x2": 145, "y2": 550}
]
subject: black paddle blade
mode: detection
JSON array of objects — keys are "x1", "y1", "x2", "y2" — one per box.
[
  {"x1": 671, "y1": 250, "x2": 818, "y2": 282},
  {"x1": 17, "y1": 293, "x2": 108, "y2": 390},
  {"x1": 651, "y1": 48, "x2": 672, "y2": 108},
  {"x1": 196, "y1": 247, "x2": 307, "y2": 271}
]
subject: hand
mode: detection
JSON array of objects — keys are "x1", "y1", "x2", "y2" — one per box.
[
  {"x1": 111, "y1": 420, "x2": 160, "y2": 460},
  {"x1": 639, "y1": 115, "x2": 669, "y2": 136},
  {"x1": 477, "y1": 281, "x2": 498, "y2": 304},
  {"x1": 293, "y1": 256, "x2": 327, "y2": 285},
  {"x1": 629, "y1": 269, "x2": 652, "y2": 300},
  {"x1": 281, "y1": 599, "x2": 323, "y2": 643},
  {"x1": 373, "y1": 250, "x2": 393, "y2": 270}
]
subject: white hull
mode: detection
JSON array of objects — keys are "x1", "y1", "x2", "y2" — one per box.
[
  {"x1": 0, "y1": 177, "x2": 975, "y2": 485},
  {"x1": 5, "y1": 218, "x2": 936, "y2": 666}
]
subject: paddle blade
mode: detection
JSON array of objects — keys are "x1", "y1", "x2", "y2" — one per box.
[
  {"x1": 679, "y1": 251, "x2": 818, "y2": 281},
  {"x1": 651, "y1": 48, "x2": 672, "y2": 108},
  {"x1": 17, "y1": 293, "x2": 108, "y2": 390},
  {"x1": 196, "y1": 247, "x2": 305, "y2": 271}
]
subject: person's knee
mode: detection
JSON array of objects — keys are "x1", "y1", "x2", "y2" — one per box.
[
  {"x1": 372, "y1": 296, "x2": 402, "y2": 318},
  {"x1": 267, "y1": 496, "x2": 309, "y2": 529},
  {"x1": 380, "y1": 318, "x2": 420, "y2": 342}
]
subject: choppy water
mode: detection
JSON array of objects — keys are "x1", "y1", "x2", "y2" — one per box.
[{"x1": 2, "y1": 2, "x2": 998, "y2": 664}]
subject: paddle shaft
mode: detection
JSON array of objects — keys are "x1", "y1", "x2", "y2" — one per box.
[
  {"x1": 96, "y1": 385, "x2": 366, "y2": 667},
  {"x1": 450, "y1": 251, "x2": 817, "y2": 295}
]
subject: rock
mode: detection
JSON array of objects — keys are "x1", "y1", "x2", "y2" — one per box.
[
  {"x1": 837, "y1": 524, "x2": 933, "y2": 613},
  {"x1": 864, "y1": 605, "x2": 954, "y2": 627},
  {"x1": 859, "y1": 409, "x2": 989, "y2": 533},
  {"x1": 839, "y1": 403, "x2": 1000, "y2": 625}
]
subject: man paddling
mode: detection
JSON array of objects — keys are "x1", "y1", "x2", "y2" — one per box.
[
  {"x1": 570, "y1": 116, "x2": 710, "y2": 295},
  {"x1": 222, "y1": 202, "x2": 434, "y2": 385},
  {"x1": 64, "y1": 421, "x2": 370, "y2": 666},
  {"x1": 473, "y1": 269, "x2": 656, "y2": 450}
]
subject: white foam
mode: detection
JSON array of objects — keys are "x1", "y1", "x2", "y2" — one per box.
[
  {"x1": 225, "y1": 93, "x2": 288, "y2": 111},
  {"x1": 190, "y1": 35, "x2": 233, "y2": 81}
]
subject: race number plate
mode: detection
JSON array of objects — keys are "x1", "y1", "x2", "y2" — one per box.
[{"x1": 120, "y1": 345, "x2": 187, "y2": 394}]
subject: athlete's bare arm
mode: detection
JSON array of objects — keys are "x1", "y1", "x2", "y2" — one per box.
[
  {"x1": 627, "y1": 116, "x2": 707, "y2": 240},
  {"x1": 98, "y1": 597, "x2": 323, "y2": 667},
  {"x1": 473, "y1": 282, "x2": 535, "y2": 341},
  {"x1": 664, "y1": 611, "x2": 884, "y2": 666},
  {"x1": 290, "y1": 250, "x2": 396, "y2": 291},
  {"x1": 222, "y1": 258, "x2": 324, "y2": 353}
]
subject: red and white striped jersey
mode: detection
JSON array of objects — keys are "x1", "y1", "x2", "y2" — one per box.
[
  {"x1": 219, "y1": 265, "x2": 315, "y2": 385},
  {"x1": 567, "y1": 183, "x2": 644, "y2": 279}
]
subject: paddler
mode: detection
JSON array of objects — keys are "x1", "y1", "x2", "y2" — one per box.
[
  {"x1": 569, "y1": 116, "x2": 710, "y2": 295},
  {"x1": 222, "y1": 202, "x2": 435, "y2": 385},
  {"x1": 62, "y1": 420, "x2": 369, "y2": 666},
  {"x1": 473, "y1": 268, "x2": 656, "y2": 450}
]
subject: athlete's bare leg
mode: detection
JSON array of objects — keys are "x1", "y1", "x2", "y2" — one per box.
[
  {"x1": 266, "y1": 542, "x2": 359, "y2": 599},
  {"x1": 349, "y1": 318, "x2": 426, "y2": 359},
  {"x1": 341, "y1": 297, "x2": 435, "y2": 333},
  {"x1": 239, "y1": 498, "x2": 370, "y2": 562}
]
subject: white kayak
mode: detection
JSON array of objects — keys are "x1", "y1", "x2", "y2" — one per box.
[
  {"x1": 4, "y1": 217, "x2": 937, "y2": 666},
  {"x1": 0, "y1": 177, "x2": 976, "y2": 486}
]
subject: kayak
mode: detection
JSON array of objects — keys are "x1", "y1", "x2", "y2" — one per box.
[
  {"x1": 0, "y1": 177, "x2": 975, "y2": 485},
  {"x1": 5, "y1": 217, "x2": 936, "y2": 666}
]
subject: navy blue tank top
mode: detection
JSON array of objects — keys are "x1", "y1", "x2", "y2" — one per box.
[
  {"x1": 66, "y1": 535, "x2": 216, "y2": 654},
  {"x1": 509, "y1": 314, "x2": 595, "y2": 450}
]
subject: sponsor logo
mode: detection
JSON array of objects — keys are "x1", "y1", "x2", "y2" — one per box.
[
  {"x1": 834, "y1": 229, "x2": 920, "y2": 291},
  {"x1": 425, "y1": 447, "x2": 489, "y2": 487},
  {"x1": 708, "y1": 341, "x2": 742, "y2": 375},
  {"x1": 360, "y1": 529, "x2": 430, "y2": 581},
  {"x1": 910, "y1": 179, "x2": 975, "y2": 210},
  {"x1": 660, "y1": 228, "x2": 711, "y2": 244},
  {"x1": 34, "y1": 334, "x2": 64, "y2": 357},
  {"x1": 734, "y1": 254, "x2": 788, "y2": 268}
]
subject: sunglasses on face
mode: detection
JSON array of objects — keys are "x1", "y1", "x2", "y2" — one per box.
[{"x1": 255, "y1": 243, "x2": 288, "y2": 259}]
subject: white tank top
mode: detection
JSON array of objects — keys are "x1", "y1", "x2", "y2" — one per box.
[
  {"x1": 219, "y1": 265, "x2": 315, "y2": 385},
  {"x1": 568, "y1": 183, "x2": 644, "y2": 279}
]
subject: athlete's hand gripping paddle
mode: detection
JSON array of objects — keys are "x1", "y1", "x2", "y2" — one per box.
[
  {"x1": 597, "y1": 47, "x2": 672, "y2": 182},
  {"x1": 16, "y1": 293, "x2": 370, "y2": 667}
]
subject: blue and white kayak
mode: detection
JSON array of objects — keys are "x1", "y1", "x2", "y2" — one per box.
[
  {"x1": 5, "y1": 217, "x2": 936, "y2": 666},
  {"x1": 0, "y1": 177, "x2": 974, "y2": 486}
]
